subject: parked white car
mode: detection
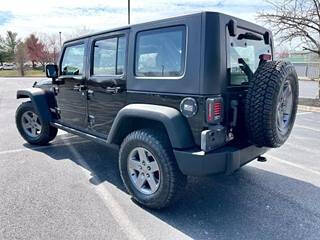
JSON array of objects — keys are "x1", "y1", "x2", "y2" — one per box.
[{"x1": 3, "y1": 63, "x2": 17, "y2": 70}]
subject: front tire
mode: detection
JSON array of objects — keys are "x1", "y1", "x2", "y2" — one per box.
[
  {"x1": 16, "y1": 101, "x2": 57, "y2": 145},
  {"x1": 119, "y1": 129, "x2": 187, "y2": 209}
]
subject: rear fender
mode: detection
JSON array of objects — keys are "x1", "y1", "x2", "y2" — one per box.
[{"x1": 107, "y1": 104, "x2": 195, "y2": 149}]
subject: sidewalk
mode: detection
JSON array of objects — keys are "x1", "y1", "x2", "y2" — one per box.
[{"x1": 299, "y1": 97, "x2": 320, "y2": 112}]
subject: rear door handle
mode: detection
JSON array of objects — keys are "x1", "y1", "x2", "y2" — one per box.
[
  {"x1": 106, "y1": 86, "x2": 123, "y2": 94},
  {"x1": 73, "y1": 84, "x2": 86, "y2": 91}
]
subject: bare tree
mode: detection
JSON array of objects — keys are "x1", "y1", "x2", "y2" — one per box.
[
  {"x1": 44, "y1": 34, "x2": 60, "y2": 63},
  {"x1": 258, "y1": 0, "x2": 320, "y2": 56},
  {"x1": 15, "y1": 42, "x2": 27, "y2": 76},
  {"x1": 64, "y1": 26, "x2": 94, "y2": 41},
  {"x1": 38, "y1": 33, "x2": 61, "y2": 65}
]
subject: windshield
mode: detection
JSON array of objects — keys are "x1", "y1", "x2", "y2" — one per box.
[{"x1": 228, "y1": 29, "x2": 272, "y2": 86}]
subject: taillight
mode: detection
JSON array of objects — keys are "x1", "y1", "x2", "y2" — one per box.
[
  {"x1": 206, "y1": 98, "x2": 223, "y2": 124},
  {"x1": 259, "y1": 54, "x2": 272, "y2": 61}
]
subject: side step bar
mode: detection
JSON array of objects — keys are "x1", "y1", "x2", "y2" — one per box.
[{"x1": 51, "y1": 122, "x2": 109, "y2": 146}]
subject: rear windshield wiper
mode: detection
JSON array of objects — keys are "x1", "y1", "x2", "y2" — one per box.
[
  {"x1": 237, "y1": 32, "x2": 262, "y2": 41},
  {"x1": 238, "y1": 58, "x2": 253, "y2": 81}
]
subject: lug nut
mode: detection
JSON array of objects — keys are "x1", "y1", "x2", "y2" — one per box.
[
  {"x1": 147, "y1": 166, "x2": 151, "y2": 171},
  {"x1": 146, "y1": 173, "x2": 150, "y2": 178}
]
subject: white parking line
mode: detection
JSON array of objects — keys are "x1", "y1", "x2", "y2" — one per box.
[
  {"x1": 57, "y1": 130, "x2": 68, "y2": 136},
  {"x1": 60, "y1": 136, "x2": 146, "y2": 240},
  {"x1": 265, "y1": 154, "x2": 320, "y2": 176}
]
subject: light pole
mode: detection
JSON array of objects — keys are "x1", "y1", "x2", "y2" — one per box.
[
  {"x1": 59, "y1": 32, "x2": 62, "y2": 49},
  {"x1": 128, "y1": 0, "x2": 131, "y2": 25}
]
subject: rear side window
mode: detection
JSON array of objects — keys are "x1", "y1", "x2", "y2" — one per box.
[
  {"x1": 61, "y1": 44, "x2": 85, "y2": 75},
  {"x1": 93, "y1": 36, "x2": 126, "y2": 76},
  {"x1": 135, "y1": 26, "x2": 186, "y2": 78}
]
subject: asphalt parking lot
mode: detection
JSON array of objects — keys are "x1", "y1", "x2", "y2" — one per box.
[{"x1": 1, "y1": 78, "x2": 320, "y2": 240}]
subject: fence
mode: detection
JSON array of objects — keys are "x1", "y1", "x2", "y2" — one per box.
[{"x1": 291, "y1": 62, "x2": 320, "y2": 79}]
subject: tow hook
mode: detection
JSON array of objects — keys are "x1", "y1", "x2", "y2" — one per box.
[{"x1": 257, "y1": 156, "x2": 267, "y2": 162}]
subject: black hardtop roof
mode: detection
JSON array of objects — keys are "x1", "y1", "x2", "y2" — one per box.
[{"x1": 64, "y1": 11, "x2": 269, "y2": 44}]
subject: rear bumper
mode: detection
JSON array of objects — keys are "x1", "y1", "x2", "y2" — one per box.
[{"x1": 174, "y1": 145, "x2": 269, "y2": 176}]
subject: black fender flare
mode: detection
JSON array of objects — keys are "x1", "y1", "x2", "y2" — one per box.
[
  {"x1": 107, "y1": 104, "x2": 195, "y2": 149},
  {"x1": 17, "y1": 88, "x2": 56, "y2": 123}
]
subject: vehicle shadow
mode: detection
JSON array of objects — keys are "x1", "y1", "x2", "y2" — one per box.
[{"x1": 26, "y1": 134, "x2": 320, "y2": 240}]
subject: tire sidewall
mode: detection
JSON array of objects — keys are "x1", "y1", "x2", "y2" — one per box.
[{"x1": 273, "y1": 66, "x2": 298, "y2": 145}]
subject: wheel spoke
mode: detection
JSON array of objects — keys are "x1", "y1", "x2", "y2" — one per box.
[
  {"x1": 24, "y1": 115, "x2": 32, "y2": 123},
  {"x1": 277, "y1": 108, "x2": 282, "y2": 123},
  {"x1": 283, "y1": 113, "x2": 289, "y2": 122},
  {"x1": 137, "y1": 148, "x2": 148, "y2": 162},
  {"x1": 31, "y1": 127, "x2": 37, "y2": 135},
  {"x1": 283, "y1": 86, "x2": 291, "y2": 99},
  {"x1": 136, "y1": 173, "x2": 145, "y2": 188},
  {"x1": 128, "y1": 159, "x2": 141, "y2": 171},
  {"x1": 23, "y1": 122, "x2": 32, "y2": 128},
  {"x1": 34, "y1": 122, "x2": 42, "y2": 131},
  {"x1": 149, "y1": 161, "x2": 159, "y2": 172},
  {"x1": 147, "y1": 176, "x2": 158, "y2": 193},
  {"x1": 32, "y1": 114, "x2": 38, "y2": 121}
]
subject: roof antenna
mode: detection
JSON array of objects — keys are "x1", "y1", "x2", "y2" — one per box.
[{"x1": 128, "y1": 0, "x2": 131, "y2": 24}]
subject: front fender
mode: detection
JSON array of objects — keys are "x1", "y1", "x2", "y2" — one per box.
[
  {"x1": 107, "y1": 104, "x2": 195, "y2": 149},
  {"x1": 17, "y1": 88, "x2": 56, "y2": 123}
]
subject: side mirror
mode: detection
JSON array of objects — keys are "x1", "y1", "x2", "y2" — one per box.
[{"x1": 45, "y1": 64, "x2": 58, "y2": 79}]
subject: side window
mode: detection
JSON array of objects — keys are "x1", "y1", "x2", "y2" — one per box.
[
  {"x1": 135, "y1": 26, "x2": 186, "y2": 78},
  {"x1": 93, "y1": 36, "x2": 126, "y2": 76},
  {"x1": 61, "y1": 44, "x2": 85, "y2": 75}
]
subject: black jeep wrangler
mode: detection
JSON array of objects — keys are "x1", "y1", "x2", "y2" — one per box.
[{"x1": 15, "y1": 12, "x2": 298, "y2": 209}]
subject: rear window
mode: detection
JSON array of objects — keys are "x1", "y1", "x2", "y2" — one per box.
[
  {"x1": 228, "y1": 29, "x2": 271, "y2": 85},
  {"x1": 93, "y1": 36, "x2": 126, "y2": 76},
  {"x1": 135, "y1": 26, "x2": 186, "y2": 78}
]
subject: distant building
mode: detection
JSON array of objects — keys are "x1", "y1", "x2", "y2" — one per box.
[{"x1": 276, "y1": 51, "x2": 320, "y2": 79}]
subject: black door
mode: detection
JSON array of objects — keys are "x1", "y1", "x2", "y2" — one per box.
[
  {"x1": 86, "y1": 32, "x2": 128, "y2": 137},
  {"x1": 55, "y1": 40, "x2": 88, "y2": 130}
]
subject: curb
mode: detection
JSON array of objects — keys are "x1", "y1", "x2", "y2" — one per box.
[
  {"x1": 298, "y1": 105, "x2": 320, "y2": 113},
  {"x1": 298, "y1": 78, "x2": 320, "y2": 82}
]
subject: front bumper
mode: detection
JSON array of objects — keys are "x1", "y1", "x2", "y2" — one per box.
[{"x1": 174, "y1": 144, "x2": 269, "y2": 176}]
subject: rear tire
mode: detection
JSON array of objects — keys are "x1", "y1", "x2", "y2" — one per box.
[
  {"x1": 119, "y1": 129, "x2": 187, "y2": 209},
  {"x1": 245, "y1": 61, "x2": 299, "y2": 147},
  {"x1": 16, "y1": 101, "x2": 57, "y2": 145}
]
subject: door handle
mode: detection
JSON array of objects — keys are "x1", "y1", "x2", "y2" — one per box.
[
  {"x1": 73, "y1": 84, "x2": 86, "y2": 91},
  {"x1": 87, "y1": 89, "x2": 94, "y2": 99},
  {"x1": 106, "y1": 86, "x2": 122, "y2": 94}
]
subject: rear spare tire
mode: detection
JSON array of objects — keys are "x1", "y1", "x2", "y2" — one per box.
[{"x1": 245, "y1": 61, "x2": 298, "y2": 148}]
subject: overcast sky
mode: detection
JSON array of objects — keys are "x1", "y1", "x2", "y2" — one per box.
[{"x1": 0, "y1": 0, "x2": 270, "y2": 39}]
